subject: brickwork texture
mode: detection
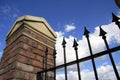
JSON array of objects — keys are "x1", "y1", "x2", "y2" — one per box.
[{"x1": 0, "y1": 15, "x2": 56, "y2": 80}]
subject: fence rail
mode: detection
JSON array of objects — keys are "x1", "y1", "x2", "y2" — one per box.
[{"x1": 37, "y1": 13, "x2": 120, "y2": 80}]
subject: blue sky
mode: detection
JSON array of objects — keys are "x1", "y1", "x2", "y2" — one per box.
[
  {"x1": 0, "y1": 0, "x2": 119, "y2": 54},
  {"x1": 0, "y1": 0, "x2": 120, "y2": 80}
]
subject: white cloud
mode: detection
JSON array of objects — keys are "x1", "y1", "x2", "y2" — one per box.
[
  {"x1": 55, "y1": 22, "x2": 120, "y2": 65},
  {"x1": 55, "y1": 31, "x2": 65, "y2": 65},
  {"x1": 55, "y1": 20, "x2": 120, "y2": 79},
  {"x1": 65, "y1": 24, "x2": 76, "y2": 32},
  {"x1": 56, "y1": 64, "x2": 120, "y2": 80},
  {"x1": 101, "y1": 23, "x2": 120, "y2": 44},
  {"x1": 0, "y1": 5, "x2": 19, "y2": 18}
]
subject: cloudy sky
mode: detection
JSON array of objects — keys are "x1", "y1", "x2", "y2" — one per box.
[{"x1": 0, "y1": 0, "x2": 120, "y2": 80}]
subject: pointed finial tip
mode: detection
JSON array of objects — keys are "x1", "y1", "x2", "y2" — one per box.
[
  {"x1": 112, "y1": 13, "x2": 119, "y2": 22},
  {"x1": 83, "y1": 26, "x2": 90, "y2": 37},
  {"x1": 99, "y1": 27, "x2": 107, "y2": 36},
  {"x1": 73, "y1": 38, "x2": 78, "y2": 48},
  {"x1": 62, "y1": 38, "x2": 66, "y2": 46}
]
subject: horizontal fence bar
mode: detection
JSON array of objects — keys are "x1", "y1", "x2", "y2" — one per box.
[{"x1": 38, "y1": 45, "x2": 120, "y2": 73}]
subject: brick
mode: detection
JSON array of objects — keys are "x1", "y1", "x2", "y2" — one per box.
[
  {"x1": 32, "y1": 60, "x2": 42, "y2": 68},
  {"x1": 0, "y1": 16, "x2": 56, "y2": 80},
  {"x1": 32, "y1": 48, "x2": 40, "y2": 54},
  {"x1": 22, "y1": 44, "x2": 30, "y2": 50},
  {"x1": 26, "y1": 51, "x2": 35, "y2": 59},
  {"x1": 36, "y1": 36, "x2": 45, "y2": 43},
  {"x1": 4, "y1": 62, "x2": 16, "y2": 73},
  {"x1": 7, "y1": 56, "x2": 16, "y2": 66},
  {"x1": 17, "y1": 55, "x2": 32, "y2": 65},
  {"x1": 19, "y1": 49, "x2": 35, "y2": 59},
  {"x1": 29, "y1": 40, "x2": 37, "y2": 48},
  {"x1": 32, "y1": 48, "x2": 45, "y2": 56},
  {"x1": 24, "y1": 72, "x2": 30, "y2": 80},
  {"x1": 13, "y1": 70, "x2": 25, "y2": 79},
  {"x1": 29, "y1": 73, "x2": 36, "y2": 80},
  {"x1": 16, "y1": 62, "x2": 34, "y2": 72},
  {"x1": 17, "y1": 55, "x2": 27, "y2": 63},
  {"x1": 47, "y1": 60, "x2": 54, "y2": 66},
  {"x1": 34, "y1": 67, "x2": 42, "y2": 73},
  {"x1": 24, "y1": 28, "x2": 31, "y2": 34},
  {"x1": 0, "y1": 69, "x2": 4, "y2": 75},
  {"x1": 47, "y1": 54, "x2": 53, "y2": 60},
  {"x1": 22, "y1": 36, "x2": 29, "y2": 43},
  {"x1": 38, "y1": 44, "x2": 44, "y2": 50},
  {"x1": 36, "y1": 55, "x2": 43, "y2": 62}
]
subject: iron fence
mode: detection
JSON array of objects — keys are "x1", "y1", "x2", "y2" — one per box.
[{"x1": 37, "y1": 13, "x2": 120, "y2": 80}]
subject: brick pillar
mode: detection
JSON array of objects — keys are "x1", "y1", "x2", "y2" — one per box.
[{"x1": 0, "y1": 15, "x2": 56, "y2": 80}]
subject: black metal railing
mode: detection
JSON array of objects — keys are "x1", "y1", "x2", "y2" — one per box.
[{"x1": 37, "y1": 13, "x2": 120, "y2": 80}]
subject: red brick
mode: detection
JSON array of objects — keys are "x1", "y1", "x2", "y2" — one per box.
[
  {"x1": 0, "y1": 17, "x2": 56, "y2": 80},
  {"x1": 32, "y1": 48, "x2": 45, "y2": 56},
  {"x1": 20, "y1": 49, "x2": 35, "y2": 59},
  {"x1": 22, "y1": 44, "x2": 30, "y2": 50},
  {"x1": 47, "y1": 60, "x2": 54, "y2": 66},
  {"x1": 38, "y1": 44, "x2": 44, "y2": 50},
  {"x1": 17, "y1": 55, "x2": 27, "y2": 63},
  {"x1": 17, "y1": 55, "x2": 32, "y2": 65},
  {"x1": 32, "y1": 48, "x2": 39, "y2": 54},
  {"x1": 29, "y1": 40, "x2": 37, "y2": 48},
  {"x1": 32, "y1": 60, "x2": 42, "y2": 68}
]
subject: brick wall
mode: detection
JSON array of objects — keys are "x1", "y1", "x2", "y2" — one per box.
[{"x1": 0, "y1": 16, "x2": 56, "y2": 80}]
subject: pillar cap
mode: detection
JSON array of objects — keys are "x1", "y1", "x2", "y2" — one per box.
[{"x1": 7, "y1": 15, "x2": 57, "y2": 40}]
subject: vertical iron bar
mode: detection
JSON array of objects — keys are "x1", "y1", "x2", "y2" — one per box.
[
  {"x1": 73, "y1": 39, "x2": 81, "y2": 80},
  {"x1": 45, "y1": 47, "x2": 48, "y2": 80},
  {"x1": 99, "y1": 27, "x2": 120, "y2": 80},
  {"x1": 62, "y1": 38, "x2": 68, "y2": 80},
  {"x1": 86, "y1": 37, "x2": 99, "y2": 80},
  {"x1": 112, "y1": 13, "x2": 120, "y2": 29},
  {"x1": 37, "y1": 72, "x2": 42, "y2": 80},
  {"x1": 42, "y1": 57, "x2": 44, "y2": 80},
  {"x1": 84, "y1": 27, "x2": 99, "y2": 80},
  {"x1": 53, "y1": 48, "x2": 57, "y2": 80}
]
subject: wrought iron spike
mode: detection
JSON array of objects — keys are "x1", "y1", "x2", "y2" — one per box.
[
  {"x1": 112, "y1": 13, "x2": 120, "y2": 29},
  {"x1": 112, "y1": 13, "x2": 119, "y2": 22},
  {"x1": 62, "y1": 38, "x2": 66, "y2": 47},
  {"x1": 73, "y1": 38, "x2": 78, "y2": 48},
  {"x1": 45, "y1": 46, "x2": 48, "y2": 53},
  {"x1": 53, "y1": 48, "x2": 57, "y2": 56},
  {"x1": 99, "y1": 27, "x2": 107, "y2": 36},
  {"x1": 83, "y1": 27, "x2": 90, "y2": 37}
]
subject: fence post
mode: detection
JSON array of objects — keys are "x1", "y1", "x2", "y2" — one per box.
[
  {"x1": 62, "y1": 38, "x2": 68, "y2": 80},
  {"x1": 73, "y1": 38, "x2": 81, "y2": 80},
  {"x1": 84, "y1": 27, "x2": 99, "y2": 80},
  {"x1": 37, "y1": 72, "x2": 42, "y2": 80},
  {"x1": 45, "y1": 47, "x2": 48, "y2": 80},
  {"x1": 99, "y1": 27, "x2": 120, "y2": 80},
  {"x1": 53, "y1": 48, "x2": 57, "y2": 80}
]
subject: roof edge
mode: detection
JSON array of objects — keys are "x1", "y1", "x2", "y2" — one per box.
[{"x1": 7, "y1": 15, "x2": 57, "y2": 38}]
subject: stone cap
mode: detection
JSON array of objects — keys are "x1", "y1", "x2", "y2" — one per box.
[{"x1": 7, "y1": 15, "x2": 57, "y2": 40}]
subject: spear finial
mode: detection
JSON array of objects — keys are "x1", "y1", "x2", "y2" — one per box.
[
  {"x1": 73, "y1": 38, "x2": 78, "y2": 50},
  {"x1": 84, "y1": 27, "x2": 90, "y2": 38},
  {"x1": 99, "y1": 27, "x2": 107, "y2": 37},
  {"x1": 62, "y1": 38, "x2": 66, "y2": 47}
]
